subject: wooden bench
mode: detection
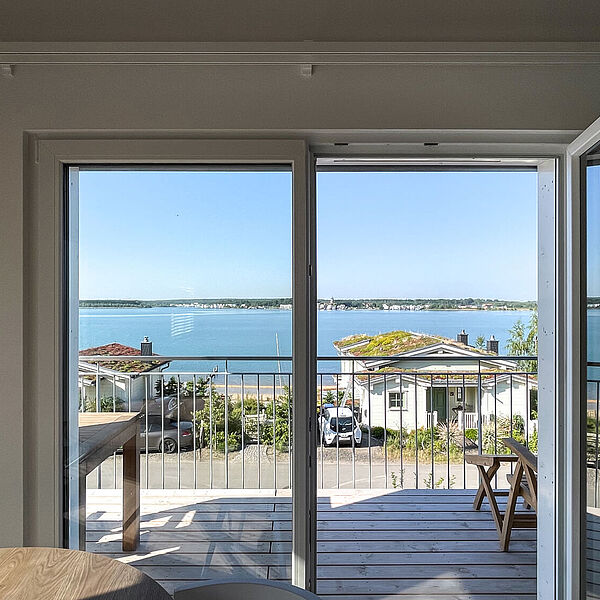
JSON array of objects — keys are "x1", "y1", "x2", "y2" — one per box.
[{"x1": 465, "y1": 438, "x2": 537, "y2": 551}]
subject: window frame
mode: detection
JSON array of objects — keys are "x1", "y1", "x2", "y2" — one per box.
[
  {"x1": 27, "y1": 137, "x2": 570, "y2": 599},
  {"x1": 30, "y1": 138, "x2": 316, "y2": 590},
  {"x1": 388, "y1": 391, "x2": 407, "y2": 410}
]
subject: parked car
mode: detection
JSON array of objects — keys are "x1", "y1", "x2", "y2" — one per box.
[
  {"x1": 319, "y1": 406, "x2": 362, "y2": 447},
  {"x1": 148, "y1": 395, "x2": 199, "y2": 422},
  {"x1": 140, "y1": 414, "x2": 196, "y2": 453}
]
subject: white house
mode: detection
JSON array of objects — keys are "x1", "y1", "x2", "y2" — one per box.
[
  {"x1": 334, "y1": 330, "x2": 537, "y2": 431},
  {"x1": 79, "y1": 340, "x2": 170, "y2": 411}
]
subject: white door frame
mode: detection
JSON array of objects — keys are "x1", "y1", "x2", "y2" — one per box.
[
  {"x1": 314, "y1": 152, "x2": 561, "y2": 599},
  {"x1": 27, "y1": 134, "x2": 588, "y2": 598},
  {"x1": 27, "y1": 138, "x2": 316, "y2": 590},
  {"x1": 559, "y1": 117, "x2": 600, "y2": 600}
]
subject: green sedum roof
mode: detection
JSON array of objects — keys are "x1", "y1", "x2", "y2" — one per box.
[{"x1": 333, "y1": 329, "x2": 491, "y2": 357}]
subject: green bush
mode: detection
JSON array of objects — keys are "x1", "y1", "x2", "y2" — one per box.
[
  {"x1": 83, "y1": 395, "x2": 125, "y2": 412},
  {"x1": 528, "y1": 428, "x2": 538, "y2": 453},
  {"x1": 194, "y1": 386, "x2": 293, "y2": 453},
  {"x1": 195, "y1": 392, "x2": 243, "y2": 452},
  {"x1": 260, "y1": 387, "x2": 293, "y2": 452},
  {"x1": 370, "y1": 426, "x2": 385, "y2": 439},
  {"x1": 465, "y1": 428, "x2": 478, "y2": 441},
  {"x1": 482, "y1": 416, "x2": 529, "y2": 454}
]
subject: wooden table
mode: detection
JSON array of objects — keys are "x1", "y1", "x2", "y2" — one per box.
[
  {"x1": 465, "y1": 443, "x2": 537, "y2": 551},
  {"x1": 500, "y1": 437, "x2": 538, "y2": 551},
  {"x1": 465, "y1": 452, "x2": 518, "y2": 538},
  {"x1": 78, "y1": 412, "x2": 141, "y2": 552},
  {"x1": 0, "y1": 547, "x2": 170, "y2": 599}
]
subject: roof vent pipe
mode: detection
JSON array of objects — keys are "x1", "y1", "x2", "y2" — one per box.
[{"x1": 457, "y1": 330, "x2": 469, "y2": 346}]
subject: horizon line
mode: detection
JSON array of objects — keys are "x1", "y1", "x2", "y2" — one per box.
[{"x1": 80, "y1": 296, "x2": 537, "y2": 303}]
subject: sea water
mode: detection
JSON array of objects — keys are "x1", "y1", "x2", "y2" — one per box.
[{"x1": 79, "y1": 307, "x2": 537, "y2": 373}]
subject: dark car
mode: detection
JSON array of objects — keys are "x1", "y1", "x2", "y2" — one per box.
[
  {"x1": 140, "y1": 414, "x2": 196, "y2": 453},
  {"x1": 147, "y1": 395, "x2": 200, "y2": 422}
]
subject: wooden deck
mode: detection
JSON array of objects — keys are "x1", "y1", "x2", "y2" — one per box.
[{"x1": 86, "y1": 488, "x2": 536, "y2": 599}]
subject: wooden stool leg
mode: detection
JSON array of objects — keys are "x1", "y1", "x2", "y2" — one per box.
[
  {"x1": 478, "y1": 465, "x2": 504, "y2": 537},
  {"x1": 122, "y1": 431, "x2": 140, "y2": 551},
  {"x1": 473, "y1": 462, "x2": 500, "y2": 510},
  {"x1": 500, "y1": 461, "x2": 524, "y2": 551}
]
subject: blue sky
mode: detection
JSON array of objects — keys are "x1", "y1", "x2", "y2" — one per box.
[{"x1": 79, "y1": 169, "x2": 537, "y2": 300}]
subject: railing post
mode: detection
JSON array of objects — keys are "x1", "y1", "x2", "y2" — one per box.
[
  {"x1": 224, "y1": 362, "x2": 229, "y2": 489},
  {"x1": 477, "y1": 360, "x2": 483, "y2": 455}
]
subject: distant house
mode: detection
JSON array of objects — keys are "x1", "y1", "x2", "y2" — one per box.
[
  {"x1": 79, "y1": 339, "x2": 170, "y2": 410},
  {"x1": 334, "y1": 330, "x2": 536, "y2": 431}
]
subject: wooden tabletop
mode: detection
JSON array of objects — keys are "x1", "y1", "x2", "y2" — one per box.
[
  {"x1": 464, "y1": 453, "x2": 518, "y2": 467},
  {"x1": 0, "y1": 547, "x2": 170, "y2": 600},
  {"x1": 79, "y1": 412, "x2": 141, "y2": 472}
]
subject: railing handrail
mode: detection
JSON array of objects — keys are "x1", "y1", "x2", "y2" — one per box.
[{"x1": 79, "y1": 354, "x2": 538, "y2": 362}]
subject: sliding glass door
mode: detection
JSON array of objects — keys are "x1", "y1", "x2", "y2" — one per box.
[
  {"x1": 583, "y1": 144, "x2": 600, "y2": 600},
  {"x1": 56, "y1": 140, "x2": 315, "y2": 591}
]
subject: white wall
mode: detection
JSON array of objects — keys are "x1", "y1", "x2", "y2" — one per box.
[{"x1": 1, "y1": 45, "x2": 600, "y2": 546}]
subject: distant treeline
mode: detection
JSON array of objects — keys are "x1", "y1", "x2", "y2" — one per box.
[
  {"x1": 80, "y1": 297, "x2": 536, "y2": 310},
  {"x1": 333, "y1": 298, "x2": 536, "y2": 310},
  {"x1": 80, "y1": 299, "x2": 153, "y2": 308}
]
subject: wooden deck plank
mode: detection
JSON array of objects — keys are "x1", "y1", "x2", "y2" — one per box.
[
  {"x1": 88, "y1": 517, "x2": 521, "y2": 532},
  {"x1": 95, "y1": 550, "x2": 536, "y2": 566},
  {"x1": 272, "y1": 540, "x2": 537, "y2": 553},
  {"x1": 157, "y1": 580, "x2": 536, "y2": 599},
  {"x1": 136, "y1": 564, "x2": 536, "y2": 581},
  {"x1": 87, "y1": 509, "x2": 509, "y2": 521},
  {"x1": 86, "y1": 489, "x2": 536, "y2": 600},
  {"x1": 317, "y1": 596, "x2": 536, "y2": 600},
  {"x1": 312, "y1": 578, "x2": 537, "y2": 594},
  {"x1": 87, "y1": 523, "x2": 534, "y2": 541}
]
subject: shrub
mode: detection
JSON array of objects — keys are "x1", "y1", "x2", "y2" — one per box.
[
  {"x1": 436, "y1": 420, "x2": 463, "y2": 450},
  {"x1": 370, "y1": 426, "x2": 385, "y2": 440},
  {"x1": 260, "y1": 387, "x2": 293, "y2": 452},
  {"x1": 83, "y1": 395, "x2": 124, "y2": 412},
  {"x1": 482, "y1": 416, "x2": 528, "y2": 454},
  {"x1": 194, "y1": 386, "x2": 293, "y2": 453},
  {"x1": 528, "y1": 428, "x2": 538, "y2": 453},
  {"x1": 465, "y1": 428, "x2": 478, "y2": 441},
  {"x1": 195, "y1": 392, "x2": 242, "y2": 451}
]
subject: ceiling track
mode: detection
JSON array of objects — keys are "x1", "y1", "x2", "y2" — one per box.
[{"x1": 2, "y1": 42, "x2": 600, "y2": 66}]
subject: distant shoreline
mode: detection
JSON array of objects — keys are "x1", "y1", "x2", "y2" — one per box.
[{"x1": 79, "y1": 298, "x2": 536, "y2": 312}]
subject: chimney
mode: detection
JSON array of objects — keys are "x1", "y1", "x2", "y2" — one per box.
[
  {"x1": 457, "y1": 330, "x2": 469, "y2": 346},
  {"x1": 140, "y1": 336, "x2": 152, "y2": 356},
  {"x1": 487, "y1": 335, "x2": 499, "y2": 354}
]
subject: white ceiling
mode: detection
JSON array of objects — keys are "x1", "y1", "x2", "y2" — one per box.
[{"x1": 2, "y1": 0, "x2": 600, "y2": 43}]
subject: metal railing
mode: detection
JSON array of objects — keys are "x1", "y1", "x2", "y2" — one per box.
[
  {"x1": 78, "y1": 354, "x2": 539, "y2": 491},
  {"x1": 586, "y1": 367, "x2": 600, "y2": 508}
]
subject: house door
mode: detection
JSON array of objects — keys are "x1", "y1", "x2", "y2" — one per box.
[{"x1": 426, "y1": 388, "x2": 447, "y2": 422}]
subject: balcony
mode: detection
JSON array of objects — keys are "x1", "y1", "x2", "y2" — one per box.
[
  {"x1": 86, "y1": 488, "x2": 536, "y2": 598},
  {"x1": 79, "y1": 354, "x2": 540, "y2": 598}
]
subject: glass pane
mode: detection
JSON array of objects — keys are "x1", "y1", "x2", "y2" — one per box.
[
  {"x1": 316, "y1": 167, "x2": 538, "y2": 598},
  {"x1": 68, "y1": 168, "x2": 294, "y2": 592},
  {"x1": 586, "y1": 161, "x2": 600, "y2": 599}
]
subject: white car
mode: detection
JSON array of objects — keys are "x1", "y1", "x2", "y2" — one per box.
[{"x1": 319, "y1": 406, "x2": 362, "y2": 447}]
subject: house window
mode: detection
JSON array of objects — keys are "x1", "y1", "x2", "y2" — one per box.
[{"x1": 389, "y1": 392, "x2": 406, "y2": 410}]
